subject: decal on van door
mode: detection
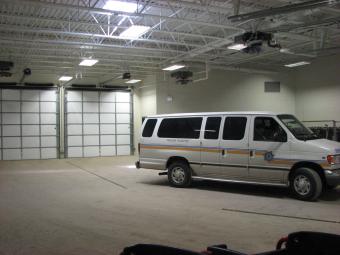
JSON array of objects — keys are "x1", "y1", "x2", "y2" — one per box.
[{"x1": 264, "y1": 151, "x2": 274, "y2": 161}]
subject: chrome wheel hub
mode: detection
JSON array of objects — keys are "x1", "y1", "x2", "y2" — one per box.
[
  {"x1": 171, "y1": 167, "x2": 185, "y2": 184},
  {"x1": 294, "y1": 175, "x2": 311, "y2": 196}
]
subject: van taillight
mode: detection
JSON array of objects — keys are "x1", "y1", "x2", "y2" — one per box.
[{"x1": 327, "y1": 155, "x2": 334, "y2": 164}]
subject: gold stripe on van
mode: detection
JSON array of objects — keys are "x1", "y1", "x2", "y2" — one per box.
[
  {"x1": 227, "y1": 150, "x2": 249, "y2": 155},
  {"x1": 140, "y1": 145, "x2": 201, "y2": 152}
]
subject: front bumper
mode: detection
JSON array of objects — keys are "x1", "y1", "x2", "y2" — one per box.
[{"x1": 325, "y1": 169, "x2": 340, "y2": 187}]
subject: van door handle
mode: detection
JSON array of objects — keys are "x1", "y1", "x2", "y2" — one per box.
[
  {"x1": 221, "y1": 149, "x2": 225, "y2": 156},
  {"x1": 249, "y1": 150, "x2": 254, "y2": 157}
]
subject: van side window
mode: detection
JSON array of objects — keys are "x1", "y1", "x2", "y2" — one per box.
[
  {"x1": 254, "y1": 117, "x2": 287, "y2": 142},
  {"x1": 158, "y1": 118, "x2": 202, "y2": 139},
  {"x1": 204, "y1": 117, "x2": 221, "y2": 140},
  {"x1": 142, "y1": 119, "x2": 157, "y2": 137},
  {"x1": 223, "y1": 117, "x2": 247, "y2": 140}
]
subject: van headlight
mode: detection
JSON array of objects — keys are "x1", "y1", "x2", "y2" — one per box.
[{"x1": 327, "y1": 155, "x2": 340, "y2": 164}]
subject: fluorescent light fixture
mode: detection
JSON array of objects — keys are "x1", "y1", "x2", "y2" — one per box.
[
  {"x1": 119, "y1": 25, "x2": 150, "y2": 39},
  {"x1": 227, "y1": 43, "x2": 247, "y2": 50},
  {"x1": 162, "y1": 64, "x2": 185, "y2": 71},
  {"x1": 59, "y1": 76, "x2": 73, "y2": 81},
  {"x1": 103, "y1": 0, "x2": 137, "y2": 13},
  {"x1": 79, "y1": 59, "x2": 98, "y2": 66},
  {"x1": 284, "y1": 61, "x2": 310, "y2": 68},
  {"x1": 125, "y1": 79, "x2": 141, "y2": 84}
]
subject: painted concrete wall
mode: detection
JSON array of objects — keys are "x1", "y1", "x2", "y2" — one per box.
[
  {"x1": 294, "y1": 54, "x2": 340, "y2": 121},
  {"x1": 156, "y1": 70, "x2": 296, "y2": 115}
]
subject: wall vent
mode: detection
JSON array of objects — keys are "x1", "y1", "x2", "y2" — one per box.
[{"x1": 264, "y1": 81, "x2": 280, "y2": 92}]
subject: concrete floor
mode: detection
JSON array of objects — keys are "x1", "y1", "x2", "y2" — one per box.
[{"x1": 0, "y1": 156, "x2": 340, "y2": 255}]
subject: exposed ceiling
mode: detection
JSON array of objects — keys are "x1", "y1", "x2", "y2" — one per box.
[{"x1": 0, "y1": 0, "x2": 339, "y2": 84}]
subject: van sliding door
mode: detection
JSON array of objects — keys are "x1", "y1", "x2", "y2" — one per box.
[
  {"x1": 197, "y1": 116, "x2": 222, "y2": 177},
  {"x1": 218, "y1": 115, "x2": 250, "y2": 180}
]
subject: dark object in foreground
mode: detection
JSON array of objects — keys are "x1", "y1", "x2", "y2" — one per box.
[{"x1": 120, "y1": 231, "x2": 340, "y2": 255}]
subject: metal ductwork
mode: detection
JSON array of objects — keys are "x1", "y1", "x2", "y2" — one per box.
[{"x1": 228, "y1": 0, "x2": 340, "y2": 22}]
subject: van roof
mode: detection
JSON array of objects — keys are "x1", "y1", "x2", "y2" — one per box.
[{"x1": 147, "y1": 111, "x2": 282, "y2": 118}]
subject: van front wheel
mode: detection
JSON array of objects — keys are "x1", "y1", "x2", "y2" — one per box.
[
  {"x1": 168, "y1": 162, "x2": 191, "y2": 188},
  {"x1": 290, "y1": 168, "x2": 322, "y2": 201}
]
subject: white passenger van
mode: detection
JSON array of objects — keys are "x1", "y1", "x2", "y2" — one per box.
[{"x1": 136, "y1": 112, "x2": 340, "y2": 201}]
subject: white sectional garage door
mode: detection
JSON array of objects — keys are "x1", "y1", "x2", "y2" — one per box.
[
  {"x1": 0, "y1": 88, "x2": 59, "y2": 160},
  {"x1": 65, "y1": 89, "x2": 132, "y2": 158}
]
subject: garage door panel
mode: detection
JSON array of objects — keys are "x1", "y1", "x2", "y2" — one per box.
[
  {"x1": 84, "y1": 147, "x2": 100, "y2": 157},
  {"x1": 117, "y1": 135, "x2": 130, "y2": 145},
  {"x1": 100, "y1": 92, "x2": 115, "y2": 102},
  {"x1": 117, "y1": 145, "x2": 131, "y2": 155},
  {"x1": 22, "y1": 113, "x2": 39, "y2": 124},
  {"x1": 67, "y1": 113, "x2": 82, "y2": 124},
  {"x1": 100, "y1": 135, "x2": 115, "y2": 145},
  {"x1": 84, "y1": 135, "x2": 99, "y2": 146},
  {"x1": 67, "y1": 147, "x2": 83, "y2": 158},
  {"x1": 41, "y1": 114, "x2": 56, "y2": 124},
  {"x1": 22, "y1": 90, "x2": 39, "y2": 101},
  {"x1": 68, "y1": 136, "x2": 83, "y2": 146},
  {"x1": 116, "y1": 114, "x2": 130, "y2": 123},
  {"x1": 40, "y1": 91, "x2": 57, "y2": 101},
  {"x1": 41, "y1": 136, "x2": 57, "y2": 147},
  {"x1": 100, "y1": 114, "x2": 115, "y2": 123},
  {"x1": 116, "y1": 103, "x2": 130, "y2": 113},
  {"x1": 3, "y1": 113, "x2": 20, "y2": 124},
  {"x1": 83, "y1": 102, "x2": 98, "y2": 112},
  {"x1": 100, "y1": 146, "x2": 116, "y2": 156},
  {"x1": 83, "y1": 113, "x2": 99, "y2": 123},
  {"x1": 83, "y1": 92, "x2": 99, "y2": 102},
  {"x1": 68, "y1": 125, "x2": 82, "y2": 135},
  {"x1": 67, "y1": 102, "x2": 82, "y2": 112},
  {"x1": 67, "y1": 91, "x2": 82, "y2": 101},
  {"x1": 100, "y1": 103, "x2": 115, "y2": 112},
  {"x1": 84, "y1": 124, "x2": 99, "y2": 134},
  {"x1": 41, "y1": 125, "x2": 57, "y2": 136},
  {"x1": 41, "y1": 102, "x2": 57, "y2": 112},
  {"x1": 22, "y1": 102, "x2": 39, "y2": 112},
  {"x1": 3, "y1": 149, "x2": 21, "y2": 160},
  {"x1": 2, "y1": 101, "x2": 20, "y2": 112},
  {"x1": 116, "y1": 92, "x2": 130, "y2": 103},
  {"x1": 2, "y1": 125, "x2": 20, "y2": 136},
  {"x1": 116, "y1": 124, "x2": 130, "y2": 134},
  {"x1": 2, "y1": 90, "x2": 20, "y2": 100},
  {"x1": 100, "y1": 124, "x2": 115, "y2": 134},
  {"x1": 22, "y1": 125, "x2": 40, "y2": 136},
  {"x1": 2, "y1": 137, "x2": 21, "y2": 148},
  {"x1": 22, "y1": 149, "x2": 40, "y2": 159},
  {"x1": 22, "y1": 137, "x2": 40, "y2": 148},
  {"x1": 42, "y1": 148, "x2": 57, "y2": 159}
]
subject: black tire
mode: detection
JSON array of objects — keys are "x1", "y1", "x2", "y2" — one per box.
[
  {"x1": 290, "y1": 167, "x2": 322, "y2": 201},
  {"x1": 167, "y1": 161, "x2": 192, "y2": 188}
]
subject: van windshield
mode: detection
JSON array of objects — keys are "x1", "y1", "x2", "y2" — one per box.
[{"x1": 277, "y1": 114, "x2": 319, "y2": 141}]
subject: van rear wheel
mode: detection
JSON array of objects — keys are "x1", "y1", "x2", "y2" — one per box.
[
  {"x1": 168, "y1": 161, "x2": 191, "y2": 188},
  {"x1": 290, "y1": 168, "x2": 322, "y2": 201}
]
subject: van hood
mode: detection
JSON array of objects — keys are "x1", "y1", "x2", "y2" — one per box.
[{"x1": 305, "y1": 139, "x2": 340, "y2": 154}]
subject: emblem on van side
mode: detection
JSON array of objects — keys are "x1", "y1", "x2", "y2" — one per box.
[{"x1": 264, "y1": 151, "x2": 274, "y2": 161}]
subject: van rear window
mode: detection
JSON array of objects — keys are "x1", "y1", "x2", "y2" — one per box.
[
  {"x1": 158, "y1": 118, "x2": 202, "y2": 139},
  {"x1": 142, "y1": 119, "x2": 157, "y2": 137}
]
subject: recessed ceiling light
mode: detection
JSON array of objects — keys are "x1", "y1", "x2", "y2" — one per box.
[
  {"x1": 119, "y1": 25, "x2": 150, "y2": 39},
  {"x1": 103, "y1": 1, "x2": 137, "y2": 13},
  {"x1": 59, "y1": 76, "x2": 73, "y2": 81},
  {"x1": 125, "y1": 79, "x2": 141, "y2": 84},
  {"x1": 284, "y1": 61, "x2": 310, "y2": 68},
  {"x1": 162, "y1": 64, "x2": 185, "y2": 71},
  {"x1": 79, "y1": 59, "x2": 98, "y2": 66},
  {"x1": 227, "y1": 43, "x2": 247, "y2": 50}
]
